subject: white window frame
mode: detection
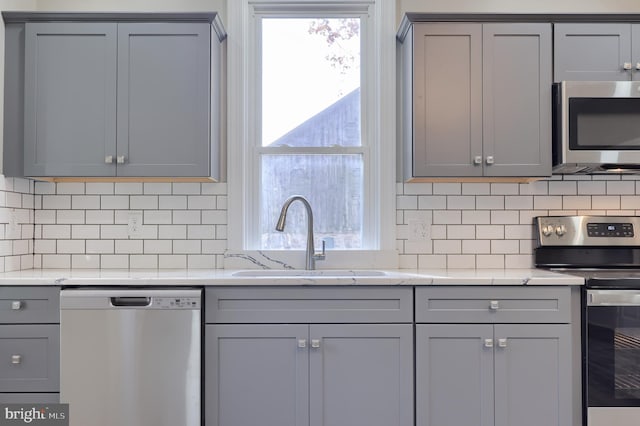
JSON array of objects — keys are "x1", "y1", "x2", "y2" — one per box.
[{"x1": 227, "y1": 0, "x2": 397, "y2": 268}]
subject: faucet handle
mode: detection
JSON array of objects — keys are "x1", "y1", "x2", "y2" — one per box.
[{"x1": 314, "y1": 240, "x2": 326, "y2": 261}]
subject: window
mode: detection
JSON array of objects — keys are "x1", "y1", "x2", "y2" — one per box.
[{"x1": 227, "y1": 0, "x2": 396, "y2": 264}]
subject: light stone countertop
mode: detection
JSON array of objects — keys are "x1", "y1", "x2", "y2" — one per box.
[{"x1": 0, "y1": 268, "x2": 584, "y2": 286}]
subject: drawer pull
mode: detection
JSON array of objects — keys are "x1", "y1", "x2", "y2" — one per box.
[
  {"x1": 489, "y1": 300, "x2": 500, "y2": 310},
  {"x1": 11, "y1": 301, "x2": 23, "y2": 310},
  {"x1": 498, "y1": 338, "x2": 508, "y2": 348},
  {"x1": 484, "y1": 339, "x2": 494, "y2": 348},
  {"x1": 311, "y1": 339, "x2": 321, "y2": 348},
  {"x1": 11, "y1": 355, "x2": 22, "y2": 365}
]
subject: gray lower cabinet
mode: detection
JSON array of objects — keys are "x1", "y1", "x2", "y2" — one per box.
[
  {"x1": 415, "y1": 286, "x2": 575, "y2": 426},
  {"x1": 4, "y1": 13, "x2": 225, "y2": 179},
  {"x1": 204, "y1": 287, "x2": 414, "y2": 426},
  {"x1": 0, "y1": 286, "x2": 60, "y2": 403},
  {"x1": 554, "y1": 23, "x2": 640, "y2": 81},
  {"x1": 401, "y1": 22, "x2": 551, "y2": 179}
]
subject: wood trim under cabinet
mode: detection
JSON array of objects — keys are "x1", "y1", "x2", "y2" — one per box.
[
  {"x1": 31, "y1": 177, "x2": 218, "y2": 183},
  {"x1": 405, "y1": 176, "x2": 544, "y2": 183}
]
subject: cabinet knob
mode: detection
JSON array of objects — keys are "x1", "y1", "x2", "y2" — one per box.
[
  {"x1": 117, "y1": 155, "x2": 126, "y2": 164},
  {"x1": 473, "y1": 156, "x2": 482, "y2": 165},
  {"x1": 624, "y1": 62, "x2": 633, "y2": 70},
  {"x1": 11, "y1": 355, "x2": 22, "y2": 365},
  {"x1": 484, "y1": 339, "x2": 494, "y2": 348},
  {"x1": 105, "y1": 155, "x2": 113, "y2": 164},
  {"x1": 311, "y1": 339, "x2": 321, "y2": 348},
  {"x1": 11, "y1": 301, "x2": 22, "y2": 310},
  {"x1": 489, "y1": 300, "x2": 500, "y2": 310},
  {"x1": 486, "y1": 156, "x2": 495, "y2": 165},
  {"x1": 498, "y1": 338, "x2": 508, "y2": 348},
  {"x1": 636, "y1": 63, "x2": 640, "y2": 70},
  {"x1": 298, "y1": 339, "x2": 307, "y2": 348}
]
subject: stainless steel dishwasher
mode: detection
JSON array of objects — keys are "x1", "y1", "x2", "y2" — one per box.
[{"x1": 59, "y1": 289, "x2": 201, "y2": 426}]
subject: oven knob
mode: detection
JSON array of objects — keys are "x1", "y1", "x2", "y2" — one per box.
[
  {"x1": 542, "y1": 225, "x2": 554, "y2": 236},
  {"x1": 555, "y1": 225, "x2": 567, "y2": 237}
]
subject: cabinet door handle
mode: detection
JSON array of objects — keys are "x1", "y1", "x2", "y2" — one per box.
[
  {"x1": 489, "y1": 300, "x2": 500, "y2": 310},
  {"x1": 485, "y1": 156, "x2": 495, "y2": 165},
  {"x1": 298, "y1": 339, "x2": 307, "y2": 348},
  {"x1": 636, "y1": 62, "x2": 640, "y2": 70},
  {"x1": 498, "y1": 338, "x2": 508, "y2": 348},
  {"x1": 11, "y1": 301, "x2": 22, "y2": 310},
  {"x1": 624, "y1": 62, "x2": 633, "y2": 70},
  {"x1": 117, "y1": 155, "x2": 126, "y2": 164},
  {"x1": 473, "y1": 156, "x2": 482, "y2": 165},
  {"x1": 484, "y1": 339, "x2": 494, "y2": 348},
  {"x1": 11, "y1": 355, "x2": 22, "y2": 365},
  {"x1": 105, "y1": 155, "x2": 114, "y2": 164},
  {"x1": 311, "y1": 339, "x2": 321, "y2": 348}
]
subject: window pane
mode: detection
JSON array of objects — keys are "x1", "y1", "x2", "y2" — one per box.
[
  {"x1": 262, "y1": 18, "x2": 361, "y2": 147},
  {"x1": 261, "y1": 155, "x2": 363, "y2": 250}
]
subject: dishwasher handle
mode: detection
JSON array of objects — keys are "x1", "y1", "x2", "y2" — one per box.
[{"x1": 110, "y1": 297, "x2": 152, "y2": 307}]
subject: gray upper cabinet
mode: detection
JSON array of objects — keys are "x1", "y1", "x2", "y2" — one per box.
[
  {"x1": 554, "y1": 23, "x2": 640, "y2": 82},
  {"x1": 24, "y1": 23, "x2": 117, "y2": 177},
  {"x1": 116, "y1": 23, "x2": 211, "y2": 177},
  {"x1": 4, "y1": 13, "x2": 225, "y2": 180},
  {"x1": 402, "y1": 22, "x2": 551, "y2": 179}
]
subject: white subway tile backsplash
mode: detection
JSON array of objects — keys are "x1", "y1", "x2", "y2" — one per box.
[
  {"x1": 42, "y1": 225, "x2": 71, "y2": 239},
  {"x1": 115, "y1": 183, "x2": 143, "y2": 195},
  {"x1": 404, "y1": 240, "x2": 432, "y2": 254},
  {"x1": 158, "y1": 254, "x2": 187, "y2": 269},
  {"x1": 6, "y1": 192, "x2": 21, "y2": 208},
  {"x1": 100, "y1": 225, "x2": 128, "y2": 239},
  {"x1": 434, "y1": 240, "x2": 461, "y2": 254},
  {"x1": 173, "y1": 240, "x2": 201, "y2": 254},
  {"x1": 42, "y1": 254, "x2": 70, "y2": 268},
  {"x1": 143, "y1": 183, "x2": 172, "y2": 194},
  {"x1": 476, "y1": 225, "x2": 504, "y2": 240},
  {"x1": 396, "y1": 195, "x2": 418, "y2": 210},
  {"x1": 43, "y1": 195, "x2": 71, "y2": 210},
  {"x1": 418, "y1": 255, "x2": 447, "y2": 269},
  {"x1": 491, "y1": 240, "x2": 520, "y2": 254},
  {"x1": 72, "y1": 254, "x2": 100, "y2": 269},
  {"x1": 607, "y1": 181, "x2": 636, "y2": 195},
  {"x1": 447, "y1": 196, "x2": 475, "y2": 210},
  {"x1": 57, "y1": 183, "x2": 85, "y2": 194},
  {"x1": 159, "y1": 196, "x2": 187, "y2": 210},
  {"x1": 188, "y1": 255, "x2": 216, "y2": 269},
  {"x1": 35, "y1": 210, "x2": 55, "y2": 224},
  {"x1": 144, "y1": 211, "x2": 172, "y2": 224},
  {"x1": 115, "y1": 240, "x2": 143, "y2": 254},
  {"x1": 533, "y1": 196, "x2": 562, "y2": 210},
  {"x1": 57, "y1": 240, "x2": 85, "y2": 254},
  {"x1": 418, "y1": 196, "x2": 446, "y2": 210},
  {"x1": 187, "y1": 225, "x2": 216, "y2": 239},
  {"x1": 130, "y1": 255, "x2": 158, "y2": 269},
  {"x1": 72, "y1": 225, "x2": 100, "y2": 240},
  {"x1": 462, "y1": 210, "x2": 491, "y2": 225},
  {"x1": 143, "y1": 240, "x2": 172, "y2": 254},
  {"x1": 188, "y1": 196, "x2": 216, "y2": 210},
  {"x1": 101, "y1": 196, "x2": 129, "y2": 210},
  {"x1": 592, "y1": 196, "x2": 621, "y2": 210},
  {"x1": 476, "y1": 196, "x2": 504, "y2": 210},
  {"x1": 463, "y1": 239, "x2": 490, "y2": 254},
  {"x1": 505, "y1": 255, "x2": 533, "y2": 268},
  {"x1": 71, "y1": 196, "x2": 100, "y2": 210},
  {"x1": 201, "y1": 239, "x2": 227, "y2": 254},
  {"x1": 35, "y1": 240, "x2": 56, "y2": 254},
  {"x1": 462, "y1": 183, "x2": 490, "y2": 195},
  {"x1": 491, "y1": 211, "x2": 519, "y2": 225},
  {"x1": 433, "y1": 183, "x2": 461, "y2": 195},
  {"x1": 86, "y1": 210, "x2": 114, "y2": 224},
  {"x1": 201, "y1": 210, "x2": 227, "y2": 225},
  {"x1": 548, "y1": 181, "x2": 577, "y2": 195},
  {"x1": 505, "y1": 196, "x2": 533, "y2": 210},
  {"x1": 476, "y1": 255, "x2": 505, "y2": 269},
  {"x1": 173, "y1": 183, "x2": 201, "y2": 195},
  {"x1": 201, "y1": 183, "x2": 227, "y2": 195},
  {"x1": 578, "y1": 181, "x2": 607, "y2": 195},
  {"x1": 131, "y1": 196, "x2": 159, "y2": 210},
  {"x1": 173, "y1": 210, "x2": 201, "y2": 224},
  {"x1": 447, "y1": 225, "x2": 475, "y2": 239},
  {"x1": 158, "y1": 225, "x2": 187, "y2": 240},
  {"x1": 621, "y1": 196, "x2": 640, "y2": 210},
  {"x1": 403, "y1": 183, "x2": 433, "y2": 195},
  {"x1": 491, "y1": 183, "x2": 519, "y2": 195},
  {"x1": 447, "y1": 255, "x2": 476, "y2": 268},
  {"x1": 100, "y1": 255, "x2": 129, "y2": 269},
  {"x1": 562, "y1": 196, "x2": 591, "y2": 210},
  {"x1": 56, "y1": 210, "x2": 85, "y2": 224},
  {"x1": 433, "y1": 210, "x2": 461, "y2": 225},
  {"x1": 86, "y1": 240, "x2": 114, "y2": 254},
  {"x1": 85, "y1": 183, "x2": 114, "y2": 195}
]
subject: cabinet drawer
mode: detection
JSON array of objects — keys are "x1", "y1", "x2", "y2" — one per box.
[
  {"x1": 0, "y1": 325, "x2": 60, "y2": 392},
  {"x1": 0, "y1": 287, "x2": 60, "y2": 324},
  {"x1": 415, "y1": 287, "x2": 571, "y2": 323},
  {"x1": 0, "y1": 393, "x2": 59, "y2": 404},
  {"x1": 206, "y1": 287, "x2": 413, "y2": 324}
]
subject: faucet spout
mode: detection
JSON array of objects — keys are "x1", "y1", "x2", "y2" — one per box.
[{"x1": 276, "y1": 195, "x2": 325, "y2": 270}]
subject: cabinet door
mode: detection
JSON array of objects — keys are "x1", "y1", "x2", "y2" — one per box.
[
  {"x1": 205, "y1": 324, "x2": 309, "y2": 426},
  {"x1": 309, "y1": 324, "x2": 413, "y2": 426},
  {"x1": 117, "y1": 23, "x2": 211, "y2": 177},
  {"x1": 482, "y1": 24, "x2": 551, "y2": 177},
  {"x1": 0, "y1": 324, "x2": 59, "y2": 392},
  {"x1": 412, "y1": 24, "x2": 483, "y2": 177},
  {"x1": 554, "y1": 23, "x2": 631, "y2": 81},
  {"x1": 24, "y1": 23, "x2": 117, "y2": 176},
  {"x1": 416, "y1": 324, "x2": 494, "y2": 426},
  {"x1": 493, "y1": 324, "x2": 572, "y2": 426}
]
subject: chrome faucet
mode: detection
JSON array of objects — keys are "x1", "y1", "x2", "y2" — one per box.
[{"x1": 275, "y1": 195, "x2": 326, "y2": 270}]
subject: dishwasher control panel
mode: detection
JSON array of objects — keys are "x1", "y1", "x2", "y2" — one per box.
[{"x1": 153, "y1": 297, "x2": 201, "y2": 309}]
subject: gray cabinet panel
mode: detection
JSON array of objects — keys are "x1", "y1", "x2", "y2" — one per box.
[
  {"x1": 0, "y1": 393, "x2": 59, "y2": 403},
  {"x1": 309, "y1": 324, "x2": 413, "y2": 426},
  {"x1": 494, "y1": 324, "x2": 572, "y2": 426},
  {"x1": 205, "y1": 287, "x2": 413, "y2": 324},
  {"x1": 0, "y1": 287, "x2": 60, "y2": 324},
  {"x1": 415, "y1": 286, "x2": 571, "y2": 324},
  {"x1": 416, "y1": 324, "x2": 494, "y2": 426},
  {"x1": 412, "y1": 23, "x2": 483, "y2": 177},
  {"x1": 24, "y1": 23, "x2": 117, "y2": 176},
  {"x1": 3, "y1": 23, "x2": 25, "y2": 177},
  {"x1": 205, "y1": 324, "x2": 309, "y2": 426},
  {"x1": 116, "y1": 23, "x2": 211, "y2": 177},
  {"x1": 554, "y1": 23, "x2": 631, "y2": 82},
  {"x1": 482, "y1": 24, "x2": 551, "y2": 177},
  {"x1": 0, "y1": 324, "x2": 59, "y2": 393}
]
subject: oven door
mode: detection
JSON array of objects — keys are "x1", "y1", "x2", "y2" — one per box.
[{"x1": 587, "y1": 289, "x2": 640, "y2": 425}]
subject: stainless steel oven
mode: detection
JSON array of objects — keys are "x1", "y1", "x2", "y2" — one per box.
[
  {"x1": 553, "y1": 81, "x2": 640, "y2": 174},
  {"x1": 535, "y1": 216, "x2": 640, "y2": 426}
]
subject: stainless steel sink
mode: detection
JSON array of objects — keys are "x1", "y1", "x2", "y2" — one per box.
[{"x1": 231, "y1": 269, "x2": 387, "y2": 277}]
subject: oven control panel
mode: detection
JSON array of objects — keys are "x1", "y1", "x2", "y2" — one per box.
[
  {"x1": 587, "y1": 223, "x2": 634, "y2": 238},
  {"x1": 536, "y1": 216, "x2": 640, "y2": 246}
]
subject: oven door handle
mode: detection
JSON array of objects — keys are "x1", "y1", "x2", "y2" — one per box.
[{"x1": 588, "y1": 290, "x2": 640, "y2": 306}]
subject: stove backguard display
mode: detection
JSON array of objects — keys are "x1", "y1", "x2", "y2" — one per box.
[{"x1": 587, "y1": 223, "x2": 634, "y2": 238}]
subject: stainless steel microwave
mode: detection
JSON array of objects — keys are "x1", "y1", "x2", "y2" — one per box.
[{"x1": 553, "y1": 81, "x2": 640, "y2": 174}]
